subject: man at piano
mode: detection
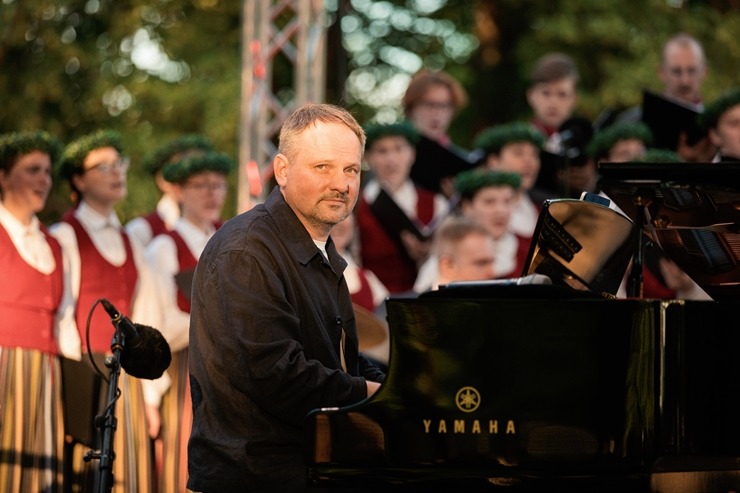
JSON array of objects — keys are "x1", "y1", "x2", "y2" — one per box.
[{"x1": 186, "y1": 103, "x2": 386, "y2": 493}]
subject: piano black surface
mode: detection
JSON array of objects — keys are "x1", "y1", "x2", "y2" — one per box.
[{"x1": 304, "y1": 285, "x2": 740, "y2": 491}]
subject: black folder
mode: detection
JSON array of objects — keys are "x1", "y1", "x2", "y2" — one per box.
[
  {"x1": 641, "y1": 90, "x2": 707, "y2": 151},
  {"x1": 61, "y1": 354, "x2": 107, "y2": 448},
  {"x1": 369, "y1": 188, "x2": 436, "y2": 244},
  {"x1": 409, "y1": 135, "x2": 475, "y2": 194}
]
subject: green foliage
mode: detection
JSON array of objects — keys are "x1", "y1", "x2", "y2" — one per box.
[{"x1": 2, "y1": 0, "x2": 739, "y2": 223}]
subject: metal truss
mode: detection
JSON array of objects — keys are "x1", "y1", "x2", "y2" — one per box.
[{"x1": 238, "y1": 0, "x2": 327, "y2": 212}]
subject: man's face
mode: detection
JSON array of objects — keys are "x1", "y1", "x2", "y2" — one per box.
[
  {"x1": 526, "y1": 78, "x2": 577, "y2": 130},
  {"x1": 274, "y1": 121, "x2": 362, "y2": 240},
  {"x1": 710, "y1": 104, "x2": 740, "y2": 159},
  {"x1": 364, "y1": 135, "x2": 415, "y2": 192},
  {"x1": 486, "y1": 141, "x2": 540, "y2": 190},
  {"x1": 439, "y1": 232, "x2": 496, "y2": 283},
  {"x1": 461, "y1": 186, "x2": 515, "y2": 240},
  {"x1": 659, "y1": 43, "x2": 707, "y2": 104},
  {"x1": 408, "y1": 83, "x2": 455, "y2": 141}
]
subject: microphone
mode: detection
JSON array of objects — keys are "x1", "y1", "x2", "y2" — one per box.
[{"x1": 100, "y1": 299, "x2": 172, "y2": 379}]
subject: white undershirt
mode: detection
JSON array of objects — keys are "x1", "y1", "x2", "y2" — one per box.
[{"x1": 0, "y1": 202, "x2": 55, "y2": 274}]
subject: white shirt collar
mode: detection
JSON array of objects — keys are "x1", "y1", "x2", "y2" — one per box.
[
  {"x1": 76, "y1": 200, "x2": 122, "y2": 231},
  {"x1": 0, "y1": 202, "x2": 43, "y2": 239},
  {"x1": 174, "y1": 217, "x2": 215, "y2": 241},
  {"x1": 157, "y1": 194, "x2": 181, "y2": 229}
]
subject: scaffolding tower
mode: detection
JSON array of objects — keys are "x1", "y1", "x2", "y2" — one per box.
[{"x1": 238, "y1": 0, "x2": 328, "y2": 212}]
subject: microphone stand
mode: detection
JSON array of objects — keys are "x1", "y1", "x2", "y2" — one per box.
[{"x1": 84, "y1": 328, "x2": 125, "y2": 493}]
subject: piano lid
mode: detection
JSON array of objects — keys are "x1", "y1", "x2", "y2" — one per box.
[{"x1": 598, "y1": 162, "x2": 740, "y2": 301}]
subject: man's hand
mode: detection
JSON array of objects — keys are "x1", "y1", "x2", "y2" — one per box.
[{"x1": 366, "y1": 380, "x2": 382, "y2": 397}]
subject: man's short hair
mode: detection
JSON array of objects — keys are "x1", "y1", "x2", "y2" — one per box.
[
  {"x1": 661, "y1": 32, "x2": 705, "y2": 67},
  {"x1": 529, "y1": 52, "x2": 579, "y2": 87},
  {"x1": 433, "y1": 215, "x2": 490, "y2": 258},
  {"x1": 278, "y1": 103, "x2": 366, "y2": 161}
]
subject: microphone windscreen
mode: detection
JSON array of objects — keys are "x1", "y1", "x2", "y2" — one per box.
[{"x1": 120, "y1": 324, "x2": 172, "y2": 379}]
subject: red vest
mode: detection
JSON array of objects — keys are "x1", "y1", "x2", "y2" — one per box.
[
  {"x1": 167, "y1": 230, "x2": 198, "y2": 313},
  {"x1": 350, "y1": 266, "x2": 375, "y2": 312},
  {"x1": 357, "y1": 187, "x2": 435, "y2": 293},
  {"x1": 62, "y1": 211, "x2": 138, "y2": 353},
  {"x1": 144, "y1": 211, "x2": 169, "y2": 238},
  {"x1": 0, "y1": 223, "x2": 63, "y2": 354}
]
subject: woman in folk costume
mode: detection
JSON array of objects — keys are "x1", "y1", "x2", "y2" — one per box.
[
  {"x1": 356, "y1": 121, "x2": 450, "y2": 294},
  {"x1": 50, "y1": 129, "x2": 162, "y2": 493},
  {"x1": 143, "y1": 152, "x2": 232, "y2": 493},
  {"x1": 0, "y1": 131, "x2": 73, "y2": 492},
  {"x1": 125, "y1": 134, "x2": 215, "y2": 247}
]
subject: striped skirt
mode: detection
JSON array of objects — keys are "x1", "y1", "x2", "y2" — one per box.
[
  {"x1": 158, "y1": 349, "x2": 191, "y2": 493},
  {"x1": 0, "y1": 346, "x2": 64, "y2": 493},
  {"x1": 64, "y1": 354, "x2": 155, "y2": 493}
]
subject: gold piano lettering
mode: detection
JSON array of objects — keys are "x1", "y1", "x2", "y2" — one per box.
[
  {"x1": 506, "y1": 420, "x2": 516, "y2": 434},
  {"x1": 421, "y1": 419, "x2": 517, "y2": 435}
]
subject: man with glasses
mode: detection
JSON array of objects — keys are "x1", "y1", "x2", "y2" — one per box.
[
  {"x1": 659, "y1": 33, "x2": 707, "y2": 109},
  {"x1": 50, "y1": 129, "x2": 161, "y2": 493},
  {"x1": 616, "y1": 32, "x2": 716, "y2": 161}
]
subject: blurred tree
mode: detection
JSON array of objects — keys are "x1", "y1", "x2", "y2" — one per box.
[
  {"x1": 0, "y1": 0, "x2": 242, "y2": 222},
  {"x1": 474, "y1": 0, "x2": 738, "y2": 130},
  {"x1": 2, "y1": 0, "x2": 739, "y2": 221}
]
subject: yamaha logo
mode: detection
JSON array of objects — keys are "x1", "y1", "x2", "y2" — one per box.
[
  {"x1": 421, "y1": 386, "x2": 516, "y2": 435},
  {"x1": 455, "y1": 386, "x2": 481, "y2": 413}
]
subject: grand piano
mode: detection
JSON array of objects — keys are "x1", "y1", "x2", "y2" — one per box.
[{"x1": 305, "y1": 163, "x2": 740, "y2": 491}]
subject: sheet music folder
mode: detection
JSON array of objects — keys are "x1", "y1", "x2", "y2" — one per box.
[
  {"x1": 641, "y1": 90, "x2": 707, "y2": 150},
  {"x1": 598, "y1": 162, "x2": 740, "y2": 300},
  {"x1": 409, "y1": 135, "x2": 475, "y2": 193},
  {"x1": 369, "y1": 189, "x2": 433, "y2": 242}
]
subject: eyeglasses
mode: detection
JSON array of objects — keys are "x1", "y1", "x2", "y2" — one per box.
[
  {"x1": 85, "y1": 157, "x2": 130, "y2": 175},
  {"x1": 184, "y1": 181, "x2": 228, "y2": 193},
  {"x1": 418, "y1": 100, "x2": 455, "y2": 112},
  {"x1": 666, "y1": 66, "x2": 702, "y2": 78}
]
